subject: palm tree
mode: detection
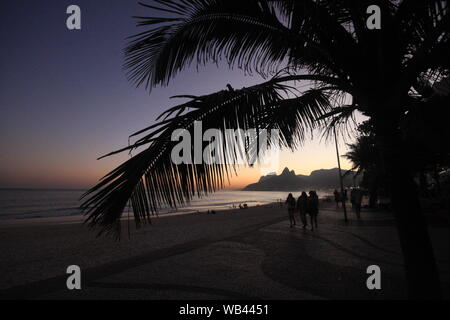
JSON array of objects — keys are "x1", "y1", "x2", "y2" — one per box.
[
  {"x1": 344, "y1": 128, "x2": 382, "y2": 207},
  {"x1": 401, "y1": 75, "x2": 450, "y2": 191},
  {"x1": 82, "y1": 0, "x2": 450, "y2": 298}
]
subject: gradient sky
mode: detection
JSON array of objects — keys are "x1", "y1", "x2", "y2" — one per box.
[{"x1": 0, "y1": 0, "x2": 361, "y2": 190}]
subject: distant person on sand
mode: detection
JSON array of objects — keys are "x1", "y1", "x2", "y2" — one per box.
[
  {"x1": 297, "y1": 192, "x2": 308, "y2": 229},
  {"x1": 351, "y1": 188, "x2": 363, "y2": 219},
  {"x1": 333, "y1": 189, "x2": 340, "y2": 207},
  {"x1": 307, "y1": 191, "x2": 319, "y2": 230},
  {"x1": 285, "y1": 193, "x2": 296, "y2": 228}
]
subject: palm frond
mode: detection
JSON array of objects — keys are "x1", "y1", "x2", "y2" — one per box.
[
  {"x1": 81, "y1": 76, "x2": 335, "y2": 237},
  {"x1": 125, "y1": 0, "x2": 295, "y2": 89},
  {"x1": 396, "y1": 0, "x2": 450, "y2": 86},
  {"x1": 319, "y1": 101, "x2": 358, "y2": 143},
  {"x1": 124, "y1": 0, "x2": 367, "y2": 91},
  {"x1": 343, "y1": 166, "x2": 362, "y2": 178}
]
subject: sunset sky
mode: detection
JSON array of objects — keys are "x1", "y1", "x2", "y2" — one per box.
[{"x1": 0, "y1": 0, "x2": 360, "y2": 190}]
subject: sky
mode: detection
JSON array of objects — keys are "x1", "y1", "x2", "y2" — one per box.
[{"x1": 0, "y1": 0, "x2": 360, "y2": 190}]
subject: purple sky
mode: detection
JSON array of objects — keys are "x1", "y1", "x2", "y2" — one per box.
[{"x1": 0, "y1": 0, "x2": 356, "y2": 189}]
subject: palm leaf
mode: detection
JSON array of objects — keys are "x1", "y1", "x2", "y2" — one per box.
[
  {"x1": 81, "y1": 77, "x2": 334, "y2": 237},
  {"x1": 125, "y1": 0, "x2": 294, "y2": 89},
  {"x1": 124, "y1": 0, "x2": 366, "y2": 90}
]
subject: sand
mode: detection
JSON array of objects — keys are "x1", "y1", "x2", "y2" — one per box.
[
  {"x1": 1, "y1": 202, "x2": 449, "y2": 299},
  {"x1": 0, "y1": 204, "x2": 285, "y2": 291}
]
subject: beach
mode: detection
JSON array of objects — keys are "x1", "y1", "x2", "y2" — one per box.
[
  {"x1": 1, "y1": 202, "x2": 449, "y2": 299},
  {"x1": 0, "y1": 204, "x2": 285, "y2": 293}
]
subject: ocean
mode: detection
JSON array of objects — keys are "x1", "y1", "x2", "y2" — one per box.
[{"x1": 0, "y1": 188, "x2": 332, "y2": 220}]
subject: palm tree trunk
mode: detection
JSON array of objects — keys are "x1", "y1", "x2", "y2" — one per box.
[{"x1": 375, "y1": 119, "x2": 442, "y2": 299}]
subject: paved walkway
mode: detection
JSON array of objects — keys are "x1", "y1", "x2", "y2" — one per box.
[{"x1": 2, "y1": 206, "x2": 449, "y2": 299}]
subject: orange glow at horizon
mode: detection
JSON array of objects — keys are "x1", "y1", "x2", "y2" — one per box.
[
  {"x1": 0, "y1": 136, "x2": 352, "y2": 190},
  {"x1": 224, "y1": 139, "x2": 353, "y2": 189}
]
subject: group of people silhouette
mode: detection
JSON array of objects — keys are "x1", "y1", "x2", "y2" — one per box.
[
  {"x1": 285, "y1": 191, "x2": 319, "y2": 230},
  {"x1": 334, "y1": 188, "x2": 364, "y2": 219}
]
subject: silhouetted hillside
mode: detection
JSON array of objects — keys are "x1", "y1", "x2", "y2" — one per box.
[{"x1": 243, "y1": 167, "x2": 360, "y2": 191}]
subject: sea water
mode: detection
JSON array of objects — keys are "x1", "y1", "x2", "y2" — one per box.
[{"x1": 0, "y1": 188, "x2": 332, "y2": 220}]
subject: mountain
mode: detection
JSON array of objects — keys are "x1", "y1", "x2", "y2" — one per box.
[{"x1": 243, "y1": 167, "x2": 360, "y2": 191}]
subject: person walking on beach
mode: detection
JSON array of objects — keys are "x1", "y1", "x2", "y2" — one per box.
[
  {"x1": 285, "y1": 193, "x2": 296, "y2": 228},
  {"x1": 297, "y1": 192, "x2": 308, "y2": 229},
  {"x1": 351, "y1": 188, "x2": 363, "y2": 219},
  {"x1": 333, "y1": 189, "x2": 340, "y2": 208},
  {"x1": 307, "y1": 191, "x2": 319, "y2": 230}
]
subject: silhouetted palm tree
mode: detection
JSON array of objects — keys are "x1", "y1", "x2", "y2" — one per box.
[
  {"x1": 82, "y1": 0, "x2": 450, "y2": 298},
  {"x1": 344, "y1": 129, "x2": 382, "y2": 207},
  {"x1": 402, "y1": 75, "x2": 450, "y2": 182}
]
